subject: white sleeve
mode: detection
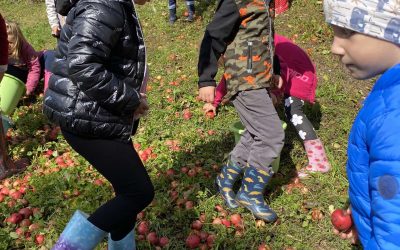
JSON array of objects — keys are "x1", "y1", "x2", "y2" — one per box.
[{"x1": 45, "y1": 0, "x2": 60, "y2": 28}]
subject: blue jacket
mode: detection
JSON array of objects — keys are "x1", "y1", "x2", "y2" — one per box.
[{"x1": 347, "y1": 64, "x2": 400, "y2": 249}]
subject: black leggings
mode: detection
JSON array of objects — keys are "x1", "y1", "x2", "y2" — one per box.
[
  {"x1": 284, "y1": 95, "x2": 317, "y2": 141},
  {"x1": 61, "y1": 130, "x2": 154, "y2": 241}
]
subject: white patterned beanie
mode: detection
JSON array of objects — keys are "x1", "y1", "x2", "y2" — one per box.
[{"x1": 324, "y1": 0, "x2": 400, "y2": 45}]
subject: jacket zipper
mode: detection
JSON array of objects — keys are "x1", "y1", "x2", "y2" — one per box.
[{"x1": 247, "y1": 41, "x2": 253, "y2": 73}]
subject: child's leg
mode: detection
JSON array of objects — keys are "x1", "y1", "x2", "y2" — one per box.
[
  {"x1": 185, "y1": 0, "x2": 195, "y2": 21},
  {"x1": 232, "y1": 88, "x2": 284, "y2": 222},
  {"x1": 284, "y1": 95, "x2": 331, "y2": 176},
  {"x1": 232, "y1": 89, "x2": 284, "y2": 170},
  {"x1": 216, "y1": 130, "x2": 252, "y2": 209},
  {"x1": 168, "y1": 0, "x2": 177, "y2": 23},
  {"x1": 61, "y1": 130, "x2": 154, "y2": 241}
]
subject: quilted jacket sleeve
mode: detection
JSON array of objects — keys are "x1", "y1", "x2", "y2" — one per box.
[
  {"x1": 366, "y1": 110, "x2": 400, "y2": 249},
  {"x1": 67, "y1": 2, "x2": 141, "y2": 115}
]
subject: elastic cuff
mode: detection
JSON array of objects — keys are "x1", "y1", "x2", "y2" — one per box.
[
  {"x1": 198, "y1": 81, "x2": 216, "y2": 88},
  {"x1": 0, "y1": 65, "x2": 7, "y2": 72}
]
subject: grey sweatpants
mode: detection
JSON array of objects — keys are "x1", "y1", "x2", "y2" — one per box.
[{"x1": 230, "y1": 88, "x2": 285, "y2": 171}]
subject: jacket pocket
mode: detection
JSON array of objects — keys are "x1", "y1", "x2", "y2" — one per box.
[{"x1": 246, "y1": 41, "x2": 253, "y2": 73}]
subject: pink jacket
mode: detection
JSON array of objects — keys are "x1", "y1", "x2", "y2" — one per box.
[
  {"x1": 11, "y1": 41, "x2": 42, "y2": 94},
  {"x1": 213, "y1": 34, "x2": 317, "y2": 106}
]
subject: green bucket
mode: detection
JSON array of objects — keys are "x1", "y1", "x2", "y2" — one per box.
[
  {"x1": 0, "y1": 74, "x2": 26, "y2": 115},
  {"x1": 230, "y1": 120, "x2": 287, "y2": 173}
]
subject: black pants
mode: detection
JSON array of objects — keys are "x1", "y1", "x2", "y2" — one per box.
[
  {"x1": 283, "y1": 95, "x2": 317, "y2": 141},
  {"x1": 62, "y1": 130, "x2": 154, "y2": 241}
]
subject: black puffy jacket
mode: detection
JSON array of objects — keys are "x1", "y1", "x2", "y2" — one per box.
[{"x1": 43, "y1": 0, "x2": 146, "y2": 142}]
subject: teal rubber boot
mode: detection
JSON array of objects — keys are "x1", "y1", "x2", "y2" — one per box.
[
  {"x1": 52, "y1": 210, "x2": 106, "y2": 250},
  {"x1": 236, "y1": 166, "x2": 277, "y2": 222},
  {"x1": 108, "y1": 230, "x2": 135, "y2": 250},
  {"x1": 216, "y1": 159, "x2": 243, "y2": 209}
]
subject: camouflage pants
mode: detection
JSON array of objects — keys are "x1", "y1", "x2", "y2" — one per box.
[{"x1": 230, "y1": 88, "x2": 284, "y2": 171}]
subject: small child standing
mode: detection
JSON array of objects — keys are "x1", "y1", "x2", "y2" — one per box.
[
  {"x1": 198, "y1": 0, "x2": 284, "y2": 222},
  {"x1": 205, "y1": 34, "x2": 332, "y2": 178},
  {"x1": 324, "y1": 0, "x2": 400, "y2": 247}
]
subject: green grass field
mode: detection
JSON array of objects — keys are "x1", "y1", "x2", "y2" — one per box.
[{"x1": 0, "y1": 0, "x2": 370, "y2": 249}]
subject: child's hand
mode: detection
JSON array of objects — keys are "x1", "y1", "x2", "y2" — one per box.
[
  {"x1": 203, "y1": 103, "x2": 216, "y2": 114},
  {"x1": 51, "y1": 26, "x2": 61, "y2": 38},
  {"x1": 199, "y1": 86, "x2": 215, "y2": 103},
  {"x1": 333, "y1": 209, "x2": 359, "y2": 245},
  {"x1": 272, "y1": 75, "x2": 283, "y2": 89},
  {"x1": 134, "y1": 93, "x2": 149, "y2": 119}
]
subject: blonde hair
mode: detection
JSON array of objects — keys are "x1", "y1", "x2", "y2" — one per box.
[{"x1": 5, "y1": 20, "x2": 27, "y2": 60}]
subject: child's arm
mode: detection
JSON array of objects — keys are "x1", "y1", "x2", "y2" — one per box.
[
  {"x1": 0, "y1": 14, "x2": 7, "y2": 80},
  {"x1": 45, "y1": 0, "x2": 61, "y2": 37},
  {"x1": 22, "y1": 42, "x2": 41, "y2": 95},
  {"x1": 197, "y1": 0, "x2": 240, "y2": 102},
  {"x1": 364, "y1": 111, "x2": 400, "y2": 248},
  {"x1": 213, "y1": 76, "x2": 227, "y2": 107}
]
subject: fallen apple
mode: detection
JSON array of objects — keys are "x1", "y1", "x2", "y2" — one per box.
[
  {"x1": 186, "y1": 234, "x2": 201, "y2": 249},
  {"x1": 230, "y1": 214, "x2": 242, "y2": 226},
  {"x1": 159, "y1": 236, "x2": 169, "y2": 247},
  {"x1": 137, "y1": 221, "x2": 149, "y2": 235},
  {"x1": 205, "y1": 111, "x2": 215, "y2": 119},
  {"x1": 147, "y1": 232, "x2": 159, "y2": 246},
  {"x1": 191, "y1": 220, "x2": 203, "y2": 230}
]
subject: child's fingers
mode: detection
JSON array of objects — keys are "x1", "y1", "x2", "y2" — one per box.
[{"x1": 333, "y1": 228, "x2": 340, "y2": 235}]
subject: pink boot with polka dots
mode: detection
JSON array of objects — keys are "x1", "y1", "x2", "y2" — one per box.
[{"x1": 298, "y1": 138, "x2": 331, "y2": 178}]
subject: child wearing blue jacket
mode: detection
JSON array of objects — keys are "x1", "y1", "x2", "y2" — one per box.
[{"x1": 324, "y1": 0, "x2": 400, "y2": 248}]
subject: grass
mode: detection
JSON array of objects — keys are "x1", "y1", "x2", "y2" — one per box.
[{"x1": 0, "y1": 0, "x2": 370, "y2": 249}]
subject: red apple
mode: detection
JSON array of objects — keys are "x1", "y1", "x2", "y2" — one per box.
[
  {"x1": 180, "y1": 167, "x2": 189, "y2": 174},
  {"x1": 331, "y1": 209, "x2": 353, "y2": 232},
  {"x1": 199, "y1": 231, "x2": 208, "y2": 242},
  {"x1": 205, "y1": 111, "x2": 215, "y2": 119},
  {"x1": 137, "y1": 221, "x2": 149, "y2": 235},
  {"x1": 185, "y1": 200, "x2": 194, "y2": 209},
  {"x1": 221, "y1": 219, "x2": 231, "y2": 228},
  {"x1": 258, "y1": 243, "x2": 272, "y2": 250},
  {"x1": 93, "y1": 179, "x2": 104, "y2": 186},
  {"x1": 6, "y1": 213, "x2": 23, "y2": 224},
  {"x1": 1, "y1": 187, "x2": 10, "y2": 195},
  {"x1": 35, "y1": 234, "x2": 45, "y2": 245},
  {"x1": 186, "y1": 234, "x2": 201, "y2": 249},
  {"x1": 147, "y1": 232, "x2": 159, "y2": 245},
  {"x1": 230, "y1": 214, "x2": 242, "y2": 226},
  {"x1": 19, "y1": 219, "x2": 31, "y2": 227},
  {"x1": 182, "y1": 110, "x2": 192, "y2": 120},
  {"x1": 10, "y1": 190, "x2": 23, "y2": 200},
  {"x1": 159, "y1": 236, "x2": 169, "y2": 247},
  {"x1": 0, "y1": 194, "x2": 5, "y2": 202},
  {"x1": 18, "y1": 207, "x2": 33, "y2": 219},
  {"x1": 187, "y1": 169, "x2": 196, "y2": 177},
  {"x1": 191, "y1": 220, "x2": 203, "y2": 230},
  {"x1": 206, "y1": 234, "x2": 215, "y2": 247},
  {"x1": 136, "y1": 211, "x2": 145, "y2": 220},
  {"x1": 166, "y1": 168, "x2": 175, "y2": 177}
]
